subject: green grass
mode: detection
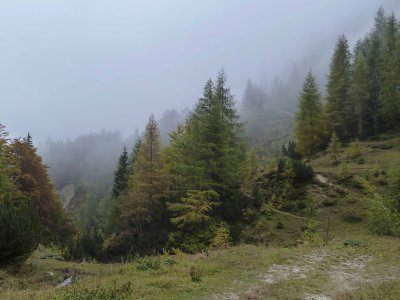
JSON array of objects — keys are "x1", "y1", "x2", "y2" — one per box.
[{"x1": 0, "y1": 245, "x2": 291, "y2": 299}]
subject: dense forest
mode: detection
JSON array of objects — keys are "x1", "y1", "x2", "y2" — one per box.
[{"x1": 1, "y1": 7, "x2": 400, "y2": 269}]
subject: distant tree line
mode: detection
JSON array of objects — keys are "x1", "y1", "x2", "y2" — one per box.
[{"x1": 295, "y1": 8, "x2": 400, "y2": 156}]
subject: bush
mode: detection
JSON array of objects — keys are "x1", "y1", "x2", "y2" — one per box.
[
  {"x1": 276, "y1": 220, "x2": 284, "y2": 229},
  {"x1": 346, "y1": 139, "x2": 362, "y2": 160},
  {"x1": 292, "y1": 160, "x2": 314, "y2": 181},
  {"x1": 322, "y1": 198, "x2": 337, "y2": 207},
  {"x1": 55, "y1": 281, "x2": 132, "y2": 300},
  {"x1": 260, "y1": 202, "x2": 274, "y2": 217},
  {"x1": 189, "y1": 266, "x2": 201, "y2": 282},
  {"x1": 346, "y1": 195, "x2": 358, "y2": 204},
  {"x1": 342, "y1": 213, "x2": 363, "y2": 223},
  {"x1": 136, "y1": 257, "x2": 161, "y2": 271},
  {"x1": 303, "y1": 220, "x2": 324, "y2": 246},
  {"x1": 367, "y1": 193, "x2": 399, "y2": 236},
  {"x1": 212, "y1": 222, "x2": 231, "y2": 249},
  {"x1": 336, "y1": 162, "x2": 351, "y2": 181}
]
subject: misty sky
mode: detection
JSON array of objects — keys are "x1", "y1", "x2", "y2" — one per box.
[{"x1": 1, "y1": 0, "x2": 399, "y2": 142}]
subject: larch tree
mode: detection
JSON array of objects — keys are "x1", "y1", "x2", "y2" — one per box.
[{"x1": 120, "y1": 115, "x2": 169, "y2": 253}]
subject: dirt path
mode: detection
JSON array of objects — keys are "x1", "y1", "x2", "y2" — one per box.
[
  {"x1": 315, "y1": 174, "x2": 331, "y2": 185},
  {"x1": 214, "y1": 248, "x2": 397, "y2": 300}
]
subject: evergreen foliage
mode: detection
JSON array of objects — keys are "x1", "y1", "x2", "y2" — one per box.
[
  {"x1": 112, "y1": 147, "x2": 129, "y2": 199},
  {"x1": 0, "y1": 196, "x2": 40, "y2": 266},
  {"x1": 295, "y1": 71, "x2": 327, "y2": 156},
  {"x1": 167, "y1": 190, "x2": 219, "y2": 252},
  {"x1": 326, "y1": 35, "x2": 353, "y2": 140},
  {"x1": 11, "y1": 136, "x2": 74, "y2": 245},
  {"x1": 0, "y1": 125, "x2": 72, "y2": 265},
  {"x1": 118, "y1": 115, "x2": 170, "y2": 255},
  {"x1": 166, "y1": 71, "x2": 245, "y2": 223}
]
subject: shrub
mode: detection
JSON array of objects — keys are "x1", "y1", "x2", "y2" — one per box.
[
  {"x1": 276, "y1": 220, "x2": 284, "y2": 229},
  {"x1": 260, "y1": 202, "x2": 274, "y2": 217},
  {"x1": 212, "y1": 222, "x2": 231, "y2": 249},
  {"x1": 292, "y1": 160, "x2": 314, "y2": 181},
  {"x1": 367, "y1": 194, "x2": 399, "y2": 236},
  {"x1": 346, "y1": 195, "x2": 358, "y2": 204},
  {"x1": 322, "y1": 198, "x2": 337, "y2": 207},
  {"x1": 136, "y1": 257, "x2": 161, "y2": 271},
  {"x1": 336, "y1": 162, "x2": 351, "y2": 181},
  {"x1": 55, "y1": 281, "x2": 132, "y2": 300},
  {"x1": 342, "y1": 213, "x2": 363, "y2": 223},
  {"x1": 189, "y1": 266, "x2": 201, "y2": 282},
  {"x1": 346, "y1": 139, "x2": 362, "y2": 160},
  {"x1": 303, "y1": 220, "x2": 324, "y2": 246}
]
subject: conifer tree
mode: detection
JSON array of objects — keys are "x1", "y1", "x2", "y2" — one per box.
[
  {"x1": 362, "y1": 8, "x2": 388, "y2": 134},
  {"x1": 112, "y1": 146, "x2": 129, "y2": 198},
  {"x1": 379, "y1": 13, "x2": 399, "y2": 129},
  {"x1": 0, "y1": 125, "x2": 66, "y2": 264},
  {"x1": 350, "y1": 46, "x2": 371, "y2": 138},
  {"x1": 11, "y1": 135, "x2": 73, "y2": 245},
  {"x1": 326, "y1": 35, "x2": 354, "y2": 140},
  {"x1": 128, "y1": 137, "x2": 142, "y2": 177},
  {"x1": 166, "y1": 70, "x2": 245, "y2": 221},
  {"x1": 107, "y1": 138, "x2": 142, "y2": 235},
  {"x1": 295, "y1": 71, "x2": 326, "y2": 156},
  {"x1": 119, "y1": 115, "x2": 169, "y2": 253}
]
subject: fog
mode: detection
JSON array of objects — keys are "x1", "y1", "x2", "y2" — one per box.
[{"x1": 0, "y1": 0, "x2": 399, "y2": 142}]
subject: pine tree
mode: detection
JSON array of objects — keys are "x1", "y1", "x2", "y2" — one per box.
[
  {"x1": 128, "y1": 137, "x2": 142, "y2": 177},
  {"x1": 362, "y1": 8, "x2": 388, "y2": 134},
  {"x1": 112, "y1": 146, "x2": 129, "y2": 198},
  {"x1": 326, "y1": 35, "x2": 354, "y2": 140},
  {"x1": 350, "y1": 46, "x2": 371, "y2": 138},
  {"x1": 379, "y1": 13, "x2": 399, "y2": 129},
  {"x1": 107, "y1": 138, "x2": 142, "y2": 235},
  {"x1": 166, "y1": 70, "x2": 245, "y2": 221},
  {"x1": 295, "y1": 71, "x2": 327, "y2": 156}
]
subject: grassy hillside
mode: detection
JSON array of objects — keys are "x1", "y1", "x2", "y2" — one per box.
[{"x1": 1, "y1": 135, "x2": 399, "y2": 300}]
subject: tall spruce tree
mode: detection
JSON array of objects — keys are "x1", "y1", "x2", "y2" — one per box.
[
  {"x1": 112, "y1": 146, "x2": 129, "y2": 198},
  {"x1": 379, "y1": 13, "x2": 399, "y2": 129},
  {"x1": 326, "y1": 35, "x2": 354, "y2": 140},
  {"x1": 166, "y1": 70, "x2": 245, "y2": 222},
  {"x1": 350, "y1": 46, "x2": 371, "y2": 138},
  {"x1": 295, "y1": 71, "x2": 326, "y2": 156},
  {"x1": 106, "y1": 138, "x2": 143, "y2": 235}
]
